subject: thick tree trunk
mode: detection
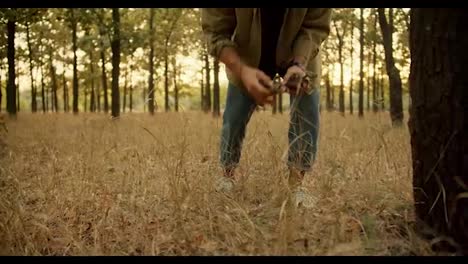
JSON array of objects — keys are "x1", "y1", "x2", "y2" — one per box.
[
  {"x1": 213, "y1": 57, "x2": 220, "y2": 117},
  {"x1": 409, "y1": 9, "x2": 468, "y2": 255},
  {"x1": 6, "y1": 19, "x2": 16, "y2": 116},
  {"x1": 71, "y1": 10, "x2": 79, "y2": 114},
  {"x1": 26, "y1": 22, "x2": 37, "y2": 113},
  {"x1": 378, "y1": 8, "x2": 404, "y2": 126},
  {"x1": 148, "y1": 8, "x2": 155, "y2": 115},
  {"x1": 99, "y1": 26, "x2": 109, "y2": 113},
  {"x1": 358, "y1": 8, "x2": 364, "y2": 118},
  {"x1": 111, "y1": 8, "x2": 121, "y2": 118}
]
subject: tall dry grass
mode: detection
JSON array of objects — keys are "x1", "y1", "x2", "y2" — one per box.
[{"x1": 0, "y1": 111, "x2": 437, "y2": 255}]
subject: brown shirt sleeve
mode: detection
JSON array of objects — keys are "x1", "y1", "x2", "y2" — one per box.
[
  {"x1": 292, "y1": 8, "x2": 332, "y2": 64},
  {"x1": 201, "y1": 8, "x2": 238, "y2": 59}
]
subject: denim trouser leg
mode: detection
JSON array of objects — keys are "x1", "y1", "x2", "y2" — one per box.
[
  {"x1": 220, "y1": 82, "x2": 320, "y2": 172},
  {"x1": 287, "y1": 88, "x2": 320, "y2": 172},
  {"x1": 220, "y1": 83, "x2": 256, "y2": 169}
]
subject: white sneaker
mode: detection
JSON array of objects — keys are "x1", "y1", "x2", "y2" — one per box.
[
  {"x1": 215, "y1": 176, "x2": 235, "y2": 193},
  {"x1": 291, "y1": 186, "x2": 317, "y2": 208}
]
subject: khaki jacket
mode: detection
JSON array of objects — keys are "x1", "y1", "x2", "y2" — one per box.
[{"x1": 201, "y1": 8, "x2": 332, "y2": 91}]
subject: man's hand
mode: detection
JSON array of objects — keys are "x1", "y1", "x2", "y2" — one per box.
[
  {"x1": 240, "y1": 65, "x2": 274, "y2": 106},
  {"x1": 283, "y1": 64, "x2": 306, "y2": 95}
]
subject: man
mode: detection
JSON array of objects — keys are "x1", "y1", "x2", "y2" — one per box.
[{"x1": 201, "y1": 8, "x2": 332, "y2": 207}]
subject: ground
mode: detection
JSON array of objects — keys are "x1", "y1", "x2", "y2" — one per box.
[{"x1": 0, "y1": 111, "x2": 437, "y2": 255}]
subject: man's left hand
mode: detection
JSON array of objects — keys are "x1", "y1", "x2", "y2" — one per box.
[{"x1": 282, "y1": 65, "x2": 306, "y2": 94}]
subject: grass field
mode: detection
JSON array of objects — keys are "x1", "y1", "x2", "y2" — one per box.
[{"x1": 0, "y1": 111, "x2": 438, "y2": 255}]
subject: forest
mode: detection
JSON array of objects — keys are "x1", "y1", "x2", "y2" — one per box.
[{"x1": 0, "y1": 8, "x2": 466, "y2": 256}]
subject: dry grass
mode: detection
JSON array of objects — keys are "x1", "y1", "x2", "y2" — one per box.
[{"x1": 0, "y1": 111, "x2": 438, "y2": 255}]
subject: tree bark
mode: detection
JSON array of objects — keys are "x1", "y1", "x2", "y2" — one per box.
[
  {"x1": 49, "y1": 49, "x2": 59, "y2": 112},
  {"x1": 99, "y1": 25, "x2": 109, "y2": 113},
  {"x1": 148, "y1": 8, "x2": 155, "y2": 115},
  {"x1": 122, "y1": 68, "x2": 127, "y2": 113},
  {"x1": 213, "y1": 57, "x2": 220, "y2": 117},
  {"x1": 325, "y1": 72, "x2": 332, "y2": 111},
  {"x1": 204, "y1": 51, "x2": 211, "y2": 113},
  {"x1": 111, "y1": 8, "x2": 121, "y2": 118},
  {"x1": 62, "y1": 69, "x2": 68, "y2": 112},
  {"x1": 40, "y1": 58, "x2": 45, "y2": 113},
  {"x1": 378, "y1": 8, "x2": 404, "y2": 126},
  {"x1": 333, "y1": 19, "x2": 346, "y2": 115},
  {"x1": 6, "y1": 18, "x2": 16, "y2": 116},
  {"x1": 26, "y1": 22, "x2": 37, "y2": 113},
  {"x1": 164, "y1": 46, "x2": 170, "y2": 112},
  {"x1": 358, "y1": 8, "x2": 364, "y2": 118},
  {"x1": 70, "y1": 9, "x2": 79, "y2": 114},
  {"x1": 372, "y1": 9, "x2": 378, "y2": 113},
  {"x1": 89, "y1": 48, "x2": 96, "y2": 112},
  {"x1": 349, "y1": 19, "x2": 354, "y2": 115},
  {"x1": 409, "y1": 9, "x2": 468, "y2": 255}
]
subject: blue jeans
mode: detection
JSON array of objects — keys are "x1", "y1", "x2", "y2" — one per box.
[{"x1": 220, "y1": 82, "x2": 320, "y2": 172}]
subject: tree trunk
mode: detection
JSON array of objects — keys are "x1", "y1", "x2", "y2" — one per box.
[
  {"x1": 358, "y1": 8, "x2": 364, "y2": 118},
  {"x1": 6, "y1": 19, "x2": 16, "y2": 116},
  {"x1": 349, "y1": 19, "x2": 354, "y2": 115},
  {"x1": 325, "y1": 72, "x2": 332, "y2": 111},
  {"x1": 164, "y1": 46, "x2": 170, "y2": 112},
  {"x1": 204, "y1": 51, "x2": 211, "y2": 113},
  {"x1": 409, "y1": 9, "x2": 468, "y2": 255},
  {"x1": 174, "y1": 63, "x2": 179, "y2": 112},
  {"x1": 62, "y1": 69, "x2": 68, "y2": 112},
  {"x1": 40, "y1": 60, "x2": 45, "y2": 113},
  {"x1": 99, "y1": 26, "x2": 109, "y2": 113},
  {"x1": 122, "y1": 68, "x2": 127, "y2": 113},
  {"x1": 333, "y1": 19, "x2": 346, "y2": 115},
  {"x1": 89, "y1": 49, "x2": 96, "y2": 112},
  {"x1": 213, "y1": 57, "x2": 220, "y2": 117},
  {"x1": 49, "y1": 49, "x2": 59, "y2": 112},
  {"x1": 200, "y1": 67, "x2": 204, "y2": 111},
  {"x1": 16, "y1": 58, "x2": 20, "y2": 113},
  {"x1": 129, "y1": 70, "x2": 133, "y2": 113},
  {"x1": 26, "y1": 22, "x2": 37, "y2": 113},
  {"x1": 148, "y1": 8, "x2": 155, "y2": 115},
  {"x1": 0, "y1": 65, "x2": 3, "y2": 112},
  {"x1": 378, "y1": 8, "x2": 404, "y2": 126},
  {"x1": 372, "y1": 9, "x2": 378, "y2": 113},
  {"x1": 111, "y1": 8, "x2": 121, "y2": 118},
  {"x1": 380, "y1": 68, "x2": 385, "y2": 110},
  {"x1": 367, "y1": 50, "x2": 371, "y2": 111},
  {"x1": 71, "y1": 10, "x2": 79, "y2": 114}
]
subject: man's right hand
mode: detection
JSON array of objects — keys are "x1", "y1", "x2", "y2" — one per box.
[{"x1": 239, "y1": 65, "x2": 274, "y2": 106}]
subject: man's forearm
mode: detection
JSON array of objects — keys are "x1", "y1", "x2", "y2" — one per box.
[{"x1": 219, "y1": 46, "x2": 245, "y2": 79}]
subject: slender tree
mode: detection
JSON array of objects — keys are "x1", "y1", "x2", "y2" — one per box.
[
  {"x1": 378, "y1": 8, "x2": 404, "y2": 125},
  {"x1": 358, "y1": 8, "x2": 364, "y2": 117},
  {"x1": 6, "y1": 16, "x2": 16, "y2": 116},
  {"x1": 148, "y1": 8, "x2": 155, "y2": 115},
  {"x1": 212, "y1": 57, "x2": 220, "y2": 117},
  {"x1": 110, "y1": 8, "x2": 120, "y2": 118}
]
